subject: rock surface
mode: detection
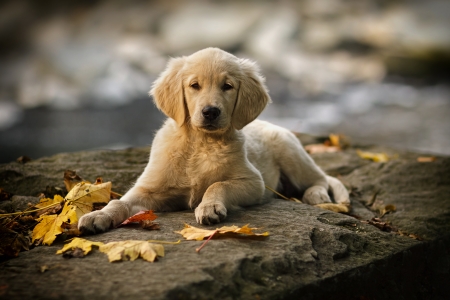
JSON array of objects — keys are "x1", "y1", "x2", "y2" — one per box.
[{"x1": 0, "y1": 136, "x2": 449, "y2": 299}]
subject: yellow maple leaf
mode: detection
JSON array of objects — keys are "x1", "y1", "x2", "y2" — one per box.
[
  {"x1": 56, "y1": 237, "x2": 104, "y2": 255},
  {"x1": 32, "y1": 202, "x2": 78, "y2": 245},
  {"x1": 35, "y1": 195, "x2": 64, "y2": 209},
  {"x1": 65, "y1": 181, "x2": 111, "y2": 219},
  {"x1": 175, "y1": 224, "x2": 269, "y2": 241},
  {"x1": 356, "y1": 149, "x2": 390, "y2": 162},
  {"x1": 99, "y1": 241, "x2": 164, "y2": 262}
]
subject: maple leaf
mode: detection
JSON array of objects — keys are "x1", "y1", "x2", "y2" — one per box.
[
  {"x1": 32, "y1": 202, "x2": 78, "y2": 245},
  {"x1": 56, "y1": 237, "x2": 104, "y2": 256},
  {"x1": 99, "y1": 240, "x2": 164, "y2": 262},
  {"x1": 121, "y1": 210, "x2": 158, "y2": 225},
  {"x1": 356, "y1": 149, "x2": 390, "y2": 162},
  {"x1": 176, "y1": 224, "x2": 269, "y2": 241},
  {"x1": 65, "y1": 180, "x2": 111, "y2": 219}
]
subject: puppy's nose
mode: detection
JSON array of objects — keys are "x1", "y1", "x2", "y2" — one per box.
[{"x1": 202, "y1": 106, "x2": 221, "y2": 120}]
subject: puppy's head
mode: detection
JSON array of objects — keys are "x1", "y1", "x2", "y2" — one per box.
[{"x1": 150, "y1": 48, "x2": 271, "y2": 132}]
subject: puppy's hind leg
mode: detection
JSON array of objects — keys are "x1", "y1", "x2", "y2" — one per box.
[{"x1": 273, "y1": 131, "x2": 331, "y2": 205}]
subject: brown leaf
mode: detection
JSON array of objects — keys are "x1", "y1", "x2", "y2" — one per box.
[
  {"x1": 140, "y1": 220, "x2": 160, "y2": 230},
  {"x1": 61, "y1": 222, "x2": 82, "y2": 237},
  {"x1": 361, "y1": 218, "x2": 397, "y2": 232},
  {"x1": 62, "y1": 247, "x2": 86, "y2": 259},
  {"x1": 16, "y1": 156, "x2": 31, "y2": 164},
  {"x1": 0, "y1": 188, "x2": 12, "y2": 201},
  {"x1": 63, "y1": 170, "x2": 85, "y2": 193},
  {"x1": 121, "y1": 210, "x2": 158, "y2": 226},
  {"x1": 0, "y1": 226, "x2": 30, "y2": 257}
]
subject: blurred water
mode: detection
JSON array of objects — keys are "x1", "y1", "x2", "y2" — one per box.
[{"x1": 0, "y1": 80, "x2": 449, "y2": 163}]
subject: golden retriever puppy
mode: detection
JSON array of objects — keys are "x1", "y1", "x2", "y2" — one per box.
[{"x1": 78, "y1": 48, "x2": 349, "y2": 233}]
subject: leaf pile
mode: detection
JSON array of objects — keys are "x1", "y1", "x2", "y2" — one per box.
[
  {"x1": 56, "y1": 237, "x2": 164, "y2": 262},
  {"x1": 32, "y1": 180, "x2": 111, "y2": 245}
]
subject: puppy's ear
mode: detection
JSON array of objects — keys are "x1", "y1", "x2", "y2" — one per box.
[
  {"x1": 232, "y1": 59, "x2": 271, "y2": 130},
  {"x1": 150, "y1": 57, "x2": 187, "y2": 126}
]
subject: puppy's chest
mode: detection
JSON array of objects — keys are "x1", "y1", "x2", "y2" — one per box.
[{"x1": 186, "y1": 142, "x2": 235, "y2": 182}]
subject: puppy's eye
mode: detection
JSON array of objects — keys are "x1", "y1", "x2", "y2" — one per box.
[
  {"x1": 190, "y1": 83, "x2": 200, "y2": 90},
  {"x1": 222, "y1": 83, "x2": 233, "y2": 91}
]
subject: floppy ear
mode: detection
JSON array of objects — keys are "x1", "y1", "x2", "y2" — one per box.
[
  {"x1": 150, "y1": 57, "x2": 187, "y2": 126},
  {"x1": 232, "y1": 59, "x2": 271, "y2": 130}
]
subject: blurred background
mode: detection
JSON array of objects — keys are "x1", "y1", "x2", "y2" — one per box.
[{"x1": 0, "y1": 0, "x2": 449, "y2": 163}]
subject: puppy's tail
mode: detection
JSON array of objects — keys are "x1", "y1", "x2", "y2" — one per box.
[{"x1": 315, "y1": 176, "x2": 351, "y2": 213}]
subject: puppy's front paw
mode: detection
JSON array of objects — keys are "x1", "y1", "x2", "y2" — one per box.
[
  {"x1": 195, "y1": 202, "x2": 227, "y2": 225},
  {"x1": 78, "y1": 210, "x2": 114, "y2": 234},
  {"x1": 303, "y1": 186, "x2": 332, "y2": 205}
]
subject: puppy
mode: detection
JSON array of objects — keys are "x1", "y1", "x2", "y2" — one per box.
[{"x1": 79, "y1": 48, "x2": 349, "y2": 233}]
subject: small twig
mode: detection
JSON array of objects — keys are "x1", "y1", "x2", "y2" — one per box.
[
  {"x1": 264, "y1": 185, "x2": 290, "y2": 201},
  {"x1": 196, "y1": 230, "x2": 218, "y2": 253},
  {"x1": 264, "y1": 185, "x2": 302, "y2": 203},
  {"x1": 147, "y1": 239, "x2": 181, "y2": 245},
  {"x1": 0, "y1": 202, "x2": 60, "y2": 218}
]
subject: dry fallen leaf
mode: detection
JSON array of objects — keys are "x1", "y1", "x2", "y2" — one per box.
[
  {"x1": 56, "y1": 237, "x2": 104, "y2": 256},
  {"x1": 0, "y1": 226, "x2": 30, "y2": 257},
  {"x1": 121, "y1": 210, "x2": 158, "y2": 225},
  {"x1": 140, "y1": 220, "x2": 160, "y2": 230},
  {"x1": 99, "y1": 240, "x2": 164, "y2": 263},
  {"x1": 305, "y1": 144, "x2": 340, "y2": 154},
  {"x1": 315, "y1": 203, "x2": 350, "y2": 213},
  {"x1": 379, "y1": 204, "x2": 396, "y2": 217},
  {"x1": 63, "y1": 170, "x2": 85, "y2": 193},
  {"x1": 356, "y1": 149, "x2": 390, "y2": 162},
  {"x1": 65, "y1": 180, "x2": 111, "y2": 219},
  {"x1": 0, "y1": 188, "x2": 12, "y2": 201},
  {"x1": 176, "y1": 224, "x2": 269, "y2": 241},
  {"x1": 328, "y1": 134, "x2": 340, "y2": 147},
  {"x1": 417, "y1": 156, "x2": 436, "y2": 163},
  {"x1": 304, "y1": 133, "x2": 349, "y2": 154},
  {"x1": 32, "y1": 202, "x2": 78, "y2": 245}
]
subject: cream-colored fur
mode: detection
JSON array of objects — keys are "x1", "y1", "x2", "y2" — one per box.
[{"x1": 78, "y1": 48, "x2": 350, "y2": 233}]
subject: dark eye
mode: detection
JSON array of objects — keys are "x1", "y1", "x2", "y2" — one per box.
[
  {"x1": 222, "y1": 83, "x2": 233, "y2": 91},
  {"x1": 190, "y1": 82, "x2": 200, "y2": 90}
]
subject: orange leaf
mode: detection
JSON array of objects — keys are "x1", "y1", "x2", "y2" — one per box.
[
  {"x1": 121, "y1": 210, "x2": 158, "y2": 225},
  {"x1": 417, "y1": 156, "x2": 436, "y2": 163}
]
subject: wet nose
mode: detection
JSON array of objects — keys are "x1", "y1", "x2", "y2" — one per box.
[{"x1": 202, "y1": 106, "x2": 221, "y2": 120}]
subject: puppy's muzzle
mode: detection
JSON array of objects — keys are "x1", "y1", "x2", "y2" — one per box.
[{"x1": 202, "y1": 106, "x2": 221, "y2": 121}]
